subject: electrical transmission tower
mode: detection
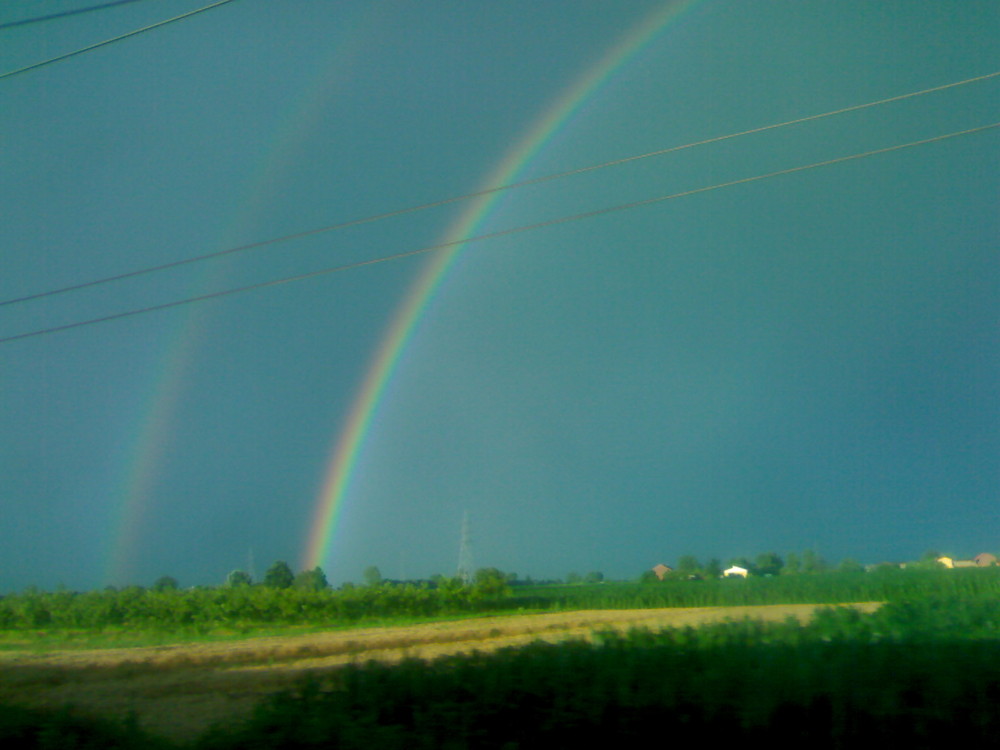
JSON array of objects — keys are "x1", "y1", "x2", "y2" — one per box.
[{"x1": 457, "y1": 511, "x2": 474, "y2": 584}]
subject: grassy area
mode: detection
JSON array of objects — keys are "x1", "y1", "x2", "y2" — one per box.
[
  {"x1": 0, "y1": 608, "x2": 555, "y2": 653},
  {"x1": 0, "y1": 625, "x2": 323, "y2": 653},
  {"x1": 4, "y1": 568, "x2": 1000, "y2": 651},
  {"x1": 4, "y1": 594, "x2": 996, "y2": 748},
  {"x1": 192, "y1": 595, "x2": 1000, "y2": 748}
]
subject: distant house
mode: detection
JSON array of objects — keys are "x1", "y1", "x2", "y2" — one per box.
[
  {"x1": 938, "y1": 555, "x2": 988, "y2": 569},
  {"x1": 651, "y1": 564, "x2": 672, "y2": 581},
  {"x1": 723, "y1": 565, "x2": 748, "y2": 578}
]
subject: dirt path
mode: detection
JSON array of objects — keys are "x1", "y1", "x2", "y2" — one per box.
[{"x1": 0, "y1": 603, "x2": 879, "y2": 743}]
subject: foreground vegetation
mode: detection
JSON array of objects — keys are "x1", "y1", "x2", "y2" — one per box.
[
  {"x1": 4, "y1": 591, "x2": 1000, "y2": 747},
  {"x1": 202, "y1": 597, "x2": 1000, "y2": 748}
]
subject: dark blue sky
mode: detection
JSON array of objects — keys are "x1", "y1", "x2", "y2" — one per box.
[{"x1": 1, "y1": 0, "x2": 997, "y2": 590}]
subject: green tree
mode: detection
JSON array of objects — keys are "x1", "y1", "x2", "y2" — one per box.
[
  {"x1": 264, "y1": 560, "x2": 295, "y2": 589},
  {"x1": 226, "y1": 570, "x2": 252, "y2": 587},
  {"x1": 363, "y1": 565, "x2": 382, "y2": 587},
  {"x1": 704, "y1": 558, "x2": 723, "y2": 579},
  {"x1": 152, "y1": 575, "x2": 178, "y2": 591},
  {"x1": 473, "y1": 568, "x2": 509, "y2": 598},
  {"x1": 584, "y1": 571, "x2": 604, "y2": 584},
  {"x1": 677, "y1": 555, "x2": 701, "y2": 577},
  {"x1": 436, "y1": 575, "x2": 466, "y2": 593},
  {"x1": 838, "y1": 557, "x2": 864, "y2": 573},
  {"x1": 754, "y1": 552, "x2": 783, "y2": 577},
  {"x1": 801, "y1": 549, "x2": 827, "y2": 574},
  {"x1": 783, "y1": 552, "x2": 801, "y2": 575},
  {"x1": 566, "y1": 572, "x2": 582, "y2": 584},
  {"x1": 294, "y1": 566, "x2": 329, "y2": 591}
]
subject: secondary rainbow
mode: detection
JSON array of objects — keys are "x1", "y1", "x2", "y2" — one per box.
[
  {"x1": 304, "y1": 0, "x2": 703, "y2": 573},
  {"x1": 101, "y1": 14, "x2": 374, "y2": 586}
]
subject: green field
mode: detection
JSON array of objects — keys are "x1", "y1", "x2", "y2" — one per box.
[
  {"x1": 3, "y1": 568, "x2": 1000, "y2": 747},
  {"x1": 514, "y1": 566, "x2": 1000, "y2": 609},
  {"x1": 4, "y1": 567, "x2": 998, "y2": 638},
  {"x1": 203, "y1": 599, "x2": 1000, "y2": 748}
]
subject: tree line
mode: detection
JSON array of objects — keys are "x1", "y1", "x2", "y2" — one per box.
[
  {"x1": 645, "y1": 549, "x2": 843, "y2": 580},
  {"x1": 0, "y1": 562, "x2": 514, "y2": 631}
]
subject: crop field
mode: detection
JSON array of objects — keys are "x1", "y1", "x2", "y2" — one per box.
[
  {"x1": 0, "y1": 603, "x2": 867, "y2": 743},
  {"x1": 2, "y1": 570, "x2": 1000, "y2": 747}
]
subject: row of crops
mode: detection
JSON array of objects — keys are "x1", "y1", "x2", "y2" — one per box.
[
  {"x1": 515, "y1": 566, "x2": 1000, "y2": 609},
  {"x1": 204, "y1": 596, "x2": 1000, "y2": 748},
  {"x1": 3, "y1": 567, "x2": 999, "y2": 632},
  {"x1": 7, "y1": 591, "x2": 1000, "y2": 747},
  {"x1": 0, "y1": 580, "x2": 509, "y2": 631}
]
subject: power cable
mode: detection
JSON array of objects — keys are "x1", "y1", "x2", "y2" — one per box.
[
  {"x1": 1, "y1": 120, "x2": 995, "y2": 346},
  {"x1": 1, "y1": 69, "x2": 997, "y2": 308},
  {"x1": 0, "y1": 0, "x2": 238, "y2": 80},
  {"x1": 0, "y1": 0, "x2": 150, "y2": 30}
]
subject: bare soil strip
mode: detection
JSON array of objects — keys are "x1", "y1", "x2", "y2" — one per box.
[{"x1": 0, "y1": 603, "x2": 879, "y2": 742}]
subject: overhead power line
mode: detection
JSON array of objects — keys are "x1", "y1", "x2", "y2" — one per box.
[
  {"x1": 1, "y1": 120, "x2": 995, "y2": 346},
  {"x1": 0, "y1": 0, "x2": 238, "y2": 80},
  {"x1": 0, "y1": 0, "x2": 150, "y2": 31},
  {"x1": 1, "y1": 69, "x2": 997, "y2": 309}
]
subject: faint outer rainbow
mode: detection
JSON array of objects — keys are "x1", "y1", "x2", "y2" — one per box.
[
  {"x1": 101, "y1": 13, "x2": 375, "y2": 586},
  {"x1": 102, "y1": 321, "x2": 198, "y2": 586},
  {"x1": 303, "y1": 0, "x2": 702, "y2": 572}
]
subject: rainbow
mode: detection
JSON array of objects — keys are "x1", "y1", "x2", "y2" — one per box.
[
  {"x1": 303, "y1": 0, "x2": 703, "y2": 573},
  {"x1": 102, "y1": 316, "x2": 201, "y2": 585},
  {"x1": 101, "y1": 10, "x2": 376, "y2": 586}
]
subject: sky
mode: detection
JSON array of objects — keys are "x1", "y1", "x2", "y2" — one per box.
[{"x1": 1, "y1": 0, "x2": 997, "y2": 591}]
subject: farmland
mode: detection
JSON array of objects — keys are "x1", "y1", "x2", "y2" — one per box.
[
  {"x1": 0, "y1": 603, "x2": 868, "y2": 743},
  {"x1": 1, "y1": 569, "x2": 1000, "y2": 746}
]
